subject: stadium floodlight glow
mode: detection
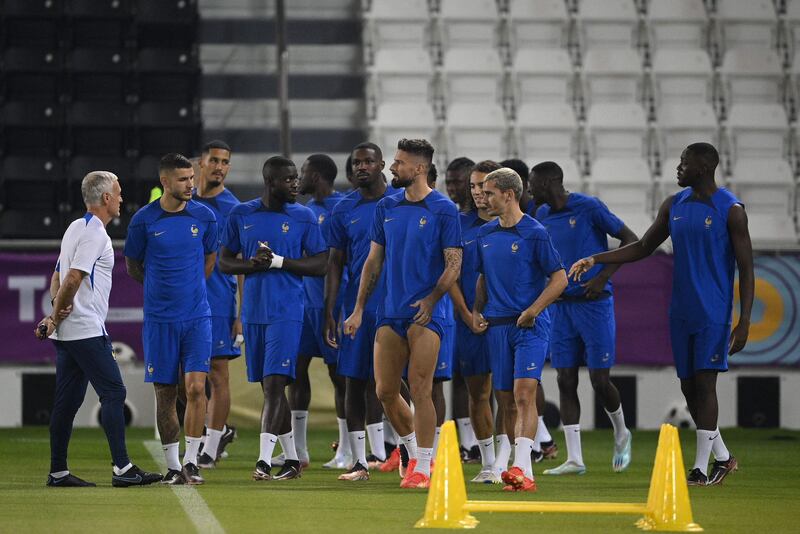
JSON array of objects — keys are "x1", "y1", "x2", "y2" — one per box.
[{"x1": 415, "y1": 421, "x2": 702, "y2": 532}]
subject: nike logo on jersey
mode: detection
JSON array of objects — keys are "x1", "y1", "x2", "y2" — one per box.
[
  {"x1": 350, "y1": 218, "x2": 361, "y2": 224},
  {"x1": 384, "y1": 217, "x2": 395, "y2": 223},
  {"x1": 482, "y1": 243, "x2": 490, "y2": 248},
  {"x1": 464, "y1": 239, "x2": 475, "y2": 245},
  {"x1": 244, "y1": 224, "x2": 255, "y2": 230},
  {"x1": 154, "y1": 231, "x2": 165, "y2": 236},
  {"x1": 672, "y1": 216, "x2": 683, "y2": 221}
]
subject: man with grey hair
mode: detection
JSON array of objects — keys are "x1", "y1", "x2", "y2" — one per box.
[
  {"x1": 472, "y1": 167, "x2": 567, "y2": 492},
  {"x1": 35, "y1": 171, "x2": 162, "y2": 488}
]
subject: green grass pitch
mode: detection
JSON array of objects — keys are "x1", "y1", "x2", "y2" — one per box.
[{"x1": 1, "y1": 426, "x2": 798, "y2": 533}]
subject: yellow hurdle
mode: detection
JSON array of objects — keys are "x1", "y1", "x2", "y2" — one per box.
[{"x1": 415, "y1": 421, "x2": 703, "y2": 532}]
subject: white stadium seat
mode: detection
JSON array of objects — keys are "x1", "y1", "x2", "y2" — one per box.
[
  {"x1": 716, "y1": 0, "x2": 778, "y2": 51},
  {"x1": 516, "y1": 103, "x2": 579, "y2": 162},
  {"x1": 656, "y1": 103, "x2": 719, "y2": 160},
  {"x1": 364, "y1": 0, "x2": 430, "y2": 55},
  {"x1": 727, "y1": 103, "x2": 789, "y2": 160},
  {"x1": 441, "y1": 48, "x2": 504, "y2": 105},
  {"x1": 651, "y1": 49, "x2": 714, "y2": 106},
  {"x1": 588, "y1": 157, "x2": 655, "y2": 237},
  {"x1": 508, "y1": 0, "x2": 570, "y2": 52},
  {"x1": 586, "y1": 103, "x2": 649, "y2": 158},
  {"x1": 445, "y1": 102, "x2": 508, "y2": 162},
  {"x1": 438, "y1": 0, "x2": 499, "y2": 50},
  {"x1": 582, "y1": 48, "x2": 643, "y2": 104},
  {"x1": 512, "y1": 48, "x2": 574, "y2": 105},
  {"x1": 729, "y1": 158, "x2": 797, "y2": 244},
  {"x1": 577, "y1": 0, "x2": 640, "y2": 50},
  {"x1": 371, "y1": 102, "x2": 438, "y2": 156},
  {"x1": 720, "y1": 48, "x2": 785, "y2": 105},
  {"x1": 369, "y1": 48, "x2": 434, "y2": 105},
  {"x1": 647, "y1": 0, "x2": 708, "y2": 51}
]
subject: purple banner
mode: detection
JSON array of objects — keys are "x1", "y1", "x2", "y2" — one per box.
[{"x1": 0, "y1": 251, "x2": 143, "y2": 364}]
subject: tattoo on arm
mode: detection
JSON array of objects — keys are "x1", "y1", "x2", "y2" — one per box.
[
  {"x1": 444, "y1": 247, "x2": 462, "y2": 273},
  {"x1": 363, "y1": 272, "x2": 378, "y2": 300}
]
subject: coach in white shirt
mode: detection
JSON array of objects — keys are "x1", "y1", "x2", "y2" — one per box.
[{"x1": 35, "y1": 171, "x2": 162, "y2": 488}]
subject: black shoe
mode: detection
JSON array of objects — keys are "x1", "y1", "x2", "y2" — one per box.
[
  {"x1": 463, "y1": 445, "x2": 481, "y2": 464},
  {"x1": 216, "y1": 426, "x2": 237, "y2": 460},
  {"x1": 707, "y1": 456, "x2": 738, "y2": 486},
  {"x1": 47, "y1": 473, "x2": 96, "y2": 487},
  {"x1": 253, "y1": 460, "x2": 271, "y2": 481},
  {"x1": 161, "y1": 469, "x2": 185, "y2": 485},
  {"x1": 273, "y1": 459, "x2": 301, "y2": 481},
  {"x1": 399, "y1": 444, "x2": 409, "y2": 468},
  {"x1": 540, "y1": 440, "x2": 559, "y2": 460},
  {"x1": 531, "y1": 449, "x2": 544, "y2": 463},
  {"x1": 181, "y1": 463, "x2": 204, "y2": 485},
  {"x1": 384, "y1": 441, "x2": 397, "y2": 459},
  {"x1": 197, "y1": 452, "x2": 216, "y2": 469},
  {"x1": 687, "y1": 468, "x2": 708, "y2": 486},
  {"x1": 112, "y1": 464, "x2": 163, "y2": 487}
]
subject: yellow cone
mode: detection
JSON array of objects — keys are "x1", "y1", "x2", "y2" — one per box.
[
  {"x1": 148, "y1": 186, "x2": 163, "y2": 203},
  {"x1": 639, "y1": 424, "x2": 703, "y2": 532},
  {"x1": 414, "y1": 421, "x2": 479, "y2": 529}
]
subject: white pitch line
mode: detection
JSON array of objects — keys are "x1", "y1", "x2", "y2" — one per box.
[{"x1": 144, "y1": 440, "x2": 226, "y2": 534}]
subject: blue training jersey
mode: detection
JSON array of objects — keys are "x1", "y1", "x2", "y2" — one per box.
[
  {"x1": 370, "y1": 189, "x2": 462, "y2": 320},
  {"x1": 193, "y1": 188, "x2": 240, "y2": 318},
  {"x1": 303, "y1": 192, "x2": 344, "y2": 310},
  {"x1": 459, "y1": 210, "x2": 491, "y2": 310},
  {"x1": 124, "y1": 199, "x2": 217, "y2": 322},
  {"x1": 328, "y1": 185, "x2": 399, "y2": 313},
  {"x1": 477, "y1": 214, "x2": 564, "y2": 319},
  {"x1": 669, "y1": 187, "x2": 741, "y2": 326},
  {"x1": 223, "y1": 199, "x2": 327, "y2": 324},
  {"x1": 536, "y1": 193, "x2": 624, "y2": 297}
]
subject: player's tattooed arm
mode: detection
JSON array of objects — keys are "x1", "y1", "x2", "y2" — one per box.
[
  {"x1": 125, "y1": 257, "x2": 145, "y2": 283},
  {"x1": 728, "y1": 204, "x2": 753, "y2": 355},
  {"x1": 412, "y1": 247, "x2": 461, "y2": 325},
  {"x1": 154, "y1": 384, "x2": 181, "y2": 445}
]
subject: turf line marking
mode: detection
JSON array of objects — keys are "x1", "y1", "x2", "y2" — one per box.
[{"x1": 144, "y1": 440, "x2": 226, "y2": 534}]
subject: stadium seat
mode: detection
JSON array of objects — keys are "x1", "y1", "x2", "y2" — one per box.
[
  {"x1": 582, "y1": 48, "x2": 644, "y2": 104},
  {"x1": 586, "y1": 103, "x2": 649, "y2": 158},
  {"x1": 67, "y1": 102, "x2": 133, "y2": 156},
  {"x1": 69, "y1": 48, "x2": 130, "y2": 73},
  {"x1": 727, "y1": 103, "x2": 789, "y2": 160},
  {"x1": 516, "y1": 103, "x2": 579, "y2": 163},
  {"x1": 716, "y1": 0, "x2": 778, "y2": 51},
  {"x1": 0, "y1": 210, "x2": 64, "y2": 238},
  {"x1": 438, "y1": 0, "x2": 500, "y2": 51},
  {"x1": 137, "y1": 48, "x2": 199, "y2": 72},
  {"x1": 508, "y1": 0, "x2": 570, "y2": 52},
  {"x1": 136, "y1": 0, "x2": 198, "y2": 23},
  {"x1": 445, "y1": 103, "x2": 508, "y2": 162},
  {"x1": 67, "y1": 0, "x2": 133, "y2": 18},
  {"x1": 788, "y1": 1, "x2": 800, "y2": 70},
  {"x1": 512, "y1": 48, "x2": 575, "y2": 105},
  {"x1": 1, "y1": 0, "x2": 63, "y2": 17},
  {"x1": 1, "y1": 47, "x2": 61, "y2": 72},
  {"x1": 647, "y1": 0, "x2": 708, "y2": 51},
  {"x1": 1, "y1": 156, "x2": 63, "y2": 182},
  {"x1": 69, "y1": 17, "x2": 132, "y2": 48},
  {"x1": 364, "y1": 0, "x2": 431, "y2": 56},
  {"x1": 1, "y1": 18, "x2": 60, "y2": 48},
  {"x1": 370, "y1": 102, "x2": 437, "y2": 154},
  {"x1": 368, "y1": 48, "x2": 435, "y2": 105},
  {"x1": 720, "y1": 48, "x2": 785, "y2": 105},
  {"x1": 1, "y1": 48, "x2": 64, "y2": 101},
  {"x1": 66, "y1": 156, "x2": 134, "y2": 182},
  {"x1": 441, "y1": 48, "x2": 505, "y2": 105},
  {"x1": 588, "y1": 157, "x2": 655, "y2": 236},
  {"x1": 0, "y1": 101, "x2": 63, "y2": 156},
  {"x1": 577, "y1": 0, "x2": 640, "y2": 51},
  {"x1": 740, "y1": 213, "x2": 798, "y2": 244},
  {"x1": 651, "y1": 49, "x2": 714, "y2": 106},
  {"x1": 656, "y1": 103, "x2": 719, "y2": 163}
]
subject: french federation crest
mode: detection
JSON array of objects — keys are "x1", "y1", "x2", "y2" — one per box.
[
  {"x1": 511, "y1": 242, "x2": 519, "y2": 253},
  {"x1": 282, "y1": 221, "x2": 290, "y2": 233},
  {"x1": 419, "y1": 216, "x2": 427, "y2": 229},
  {"x1": 190, "y1": 224, "x2": 199, "y2": 237},
  {"x1": 705, "y1": 216, "x2": 712, "y2": 228},
  {"x1": 569, "y1": 216, "x2": 577, "y2": 228}
]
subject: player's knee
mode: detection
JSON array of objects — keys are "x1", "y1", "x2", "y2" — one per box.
[
  {"x1": 588, "y1": 371, "x2": 610, "y2": 393},
  {"x1": 556, "y1": 371, "x2": 578, "y2": 392},
  {"x1": 375, "y1": 383, "x2": 398, "y2": 404},
  {"x1": 185, "y1": 380, "x2": 207, "y2": 401},
  {"x1": 409, "y1": 381, "x2": 432, "y2": 403}
]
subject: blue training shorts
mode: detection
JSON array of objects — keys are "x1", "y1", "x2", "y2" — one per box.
[
  {"x1": 338, "y1": 308, "x2": 378, "y2": 381},
  {"x1": 454, "y1": 320, "x2": 491, "y2": 377},
  {"x1": 486, "y1": 320, "x2": 548, "y2": 391},
  {"x1": 434, "y1": 323, "x2": 454, "y2": 380},
  {"x1": 243, "y1": 321, "x2": 303, "y2": 382},
  {"x1": 297, "y1": 307, "x2": 339, "y2": 365},
  {"x1": 143, "y1": 318, "x2": 211, "y2": 384},
  {"x1": 669, "y1": 317, "x2": 730, "y2": 379},
  {"x1": 376, "y1": 316, "x2": 446, "y2": 342},
  {"x1": 550, "y1": 298, "x2": 616, "y2": 369},
  {"x1": 210, "y1": 316, "x2": 242, "y2": 359}
]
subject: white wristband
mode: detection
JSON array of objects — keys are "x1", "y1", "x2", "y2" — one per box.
[{"x1": 269, "y1": 254, "x2": 284, "y2": 269}]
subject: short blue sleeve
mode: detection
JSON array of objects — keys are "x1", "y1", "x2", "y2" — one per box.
[
  {"x1": 328, "y1": 206, "x2": 347, "y2": 251},
  {"x1": 439, "y1": 211, "x2": 462, "y2": 250},
  {"x1": 370, "y1": 200, "x2": 386, "y2": 246},
  {"x1": 303, "y1": 219, "x2": 327, "y2": 257},
  {"x1": 124, "y1": 216, "x2": 146, "y2": 261},
  {"x1": 476, "y1": 234, "x2": 485, "y2": 274},
  {"x1": 591, "y1": 200, "x2": 624, "y2": 237},
  {"x1": 222, "y1": 212, "x2": 241, "y2": 255},
  {"x1": 203, "y1": 220, "x2": 218, "y2": 255},
  {"x1": 532, "y1": 233, "x2": 564, "y2": 275}
]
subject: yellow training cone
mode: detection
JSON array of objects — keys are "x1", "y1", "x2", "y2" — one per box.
[
  {"x1": 148, "y1": 186, "x2": 163, "y2": 203},
  {"x1": 639, "y1": 424, "x2": 703, "y2": 532},
  {"x1": 415, "y1": 420, "x2": 479, "y2": 529}
]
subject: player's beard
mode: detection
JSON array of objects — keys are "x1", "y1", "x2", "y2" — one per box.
[
  {"x1": 206, "y1": 178, "x2": 222, "y2": 189},
  {"x1": 391, "y1": 174, "x2": 413, "y2": 188}
]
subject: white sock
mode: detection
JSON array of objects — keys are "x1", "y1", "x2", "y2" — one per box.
[
  {"x1": 291, "y1": 410, "x2": 309, "y2": 459},
  {"x1": 204, "y1": 428, "x2": 224, "y2": 460},
  {"x1": 366, "y1": 422, "x2": 386, "y2": 461},
  {"x1": 711, "y1": 427, "x2": 730, "y2": 462},
  {"x1": 184, "y1": 436, "x2": 202, "y2": 466},
  {"x1": 400, "y1": 432, "x2": 418, "y2": 460},
  {"x1": 278, "y1": 431, "x2": 299, "y2": 461},
  {"x1": 416, "y1": 447, "x2": 433, "y2": 476},
  {"x1": 259, "y1": 432, "x2": 278, "y2": 464},
  {"x1": 694, "y1": 429, "x2": 715, "y2": 474},
  {"x1": 456, "y1": 417, "x2": 478, "y2": 449},
  {"x1": 478, "y1": 436, "x2": 495, "y2": 468},
  {"x1": 50, "y1": 470, "x2": 70, "y2": 478},
  {"x1": 563, "y1": 424, "x2": 584, "y2": 466},
  {"x1": 349, "y1": 430, "x2": 368, "y2": 467},
  {"x1": 513, "y1": 437, "x2": 535, "y2": 478},
  {"x1": 384, "y1": 418, "x2": 398, "y2": 445},
  {"x1": 493, "y1": 434, "x2": 512, "y2": 472},
  {"x1": 163, "y1": 442, "x2": 181, "y2": 471},
  {"x1": 113, "y1": 462, "x2": 133, "y2": 476},
  {"x1": 432, "y1": 426, "x2": 442, "y2": 458},
  {"x1": 336, "y1": 418, "x2": 351, "y2": 457},
  {"x1": 605, "y1": 405, "x2": 628, "y2": 446},
  {"x1": 536, "y1": 415, "x2": 552, "y2": 443}
]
